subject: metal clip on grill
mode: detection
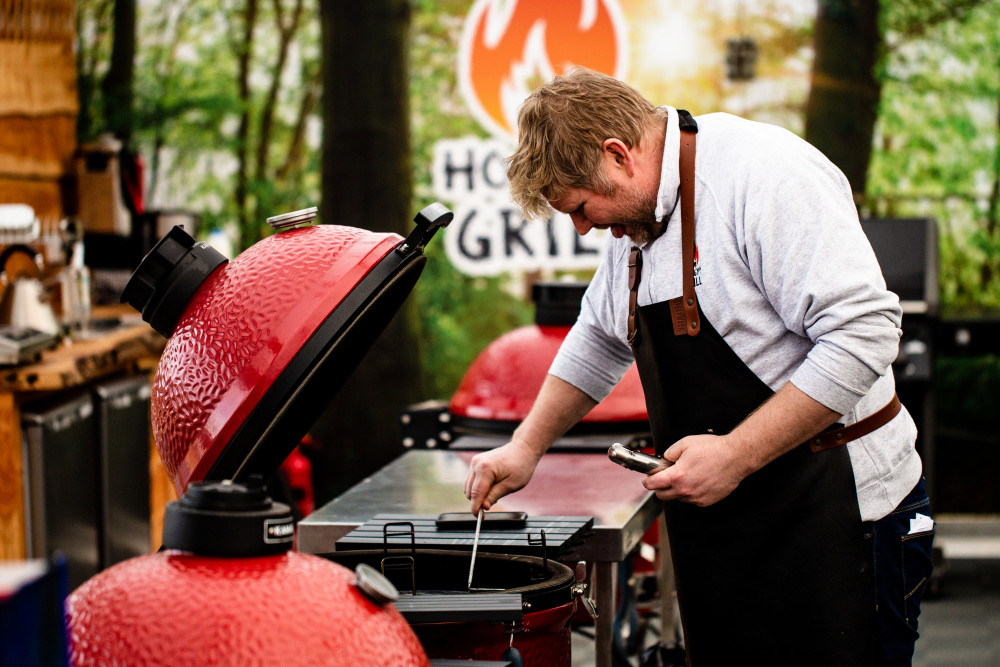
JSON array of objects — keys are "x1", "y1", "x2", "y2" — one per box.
[
  {"x1": 380, "y1": 521, "x2": 417, "y2": 595},
  {"x1": 528, "y1": 530, "x2": 548, "y2": 581}
]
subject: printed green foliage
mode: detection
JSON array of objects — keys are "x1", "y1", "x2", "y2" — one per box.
[
  {"x1": 75, "y1": 0, "x2": 1000, "y2": 400},
  {"x1": 869, "y1": 0, "x2": 1000, "y2": 313}
]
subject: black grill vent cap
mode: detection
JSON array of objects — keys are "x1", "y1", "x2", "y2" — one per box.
[
  {"x1": 532, "y1": 282, "x2": 588, "y2": 327},
  {"x1": 120, "y1": 225, "x2": 228, "y2": 337},
  {"x1": 161, "y1": 477, "x2": 294, "y2": 557}
]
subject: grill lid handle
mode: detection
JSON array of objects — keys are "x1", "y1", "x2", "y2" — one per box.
[
  {"x1": 398, "y1": 202, "x2": 453, "y2": 256},
  {"x1": 352, "y1": 563, "x2": 399, "y2": 606}
]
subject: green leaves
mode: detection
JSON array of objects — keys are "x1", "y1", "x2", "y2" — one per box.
[
  {"x1": 76, "y1": 0, "x2": 322, "y2": 248},
  {"x1": 868, "y1": 0, "x2": 1000, "y2": 313}
]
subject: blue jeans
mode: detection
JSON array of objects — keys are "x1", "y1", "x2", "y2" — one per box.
[{"x1": 866, "y1": 477, "x2": 935, "y2": 665}]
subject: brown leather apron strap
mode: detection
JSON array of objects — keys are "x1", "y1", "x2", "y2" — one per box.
[
  {"x1": 810, "y1": 393, "x2": 902, "y2": 452},
  {"x1": 675, "y1": 127, "x2": 700, "y2": 336},
  {"x1": 627, "y1": 246, "x2": 642, "y2": 344},
  {"x1": 629, "y1": 120, "x2": 700, "y2": 342}
]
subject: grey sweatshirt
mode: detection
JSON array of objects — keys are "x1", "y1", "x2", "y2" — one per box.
[{"x1": 550, "y1": 107, "x2": 922, "y2": 522}]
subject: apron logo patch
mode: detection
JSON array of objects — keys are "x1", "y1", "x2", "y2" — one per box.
[{"x1": 693, "y1": 243, "x2": 703, "y2": 286}]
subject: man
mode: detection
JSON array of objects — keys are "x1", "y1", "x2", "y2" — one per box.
[{"x1": 463, "y1": 68, "x2": 934, "y2": 665}]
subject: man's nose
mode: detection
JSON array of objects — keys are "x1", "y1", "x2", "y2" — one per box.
[{"x1": 571, "y1": 214, "x2": 591, "y2": 235}]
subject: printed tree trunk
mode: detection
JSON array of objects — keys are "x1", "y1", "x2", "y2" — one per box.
[
  {"x1": 101, "y1": 0, "x2": 136, "y2": 147},
  {"x1": 311, "y1": 0, "x2": 425, "y2": 503},
  {"x1": 804, "y1": 0, "x2": 881, "y2": 201}
]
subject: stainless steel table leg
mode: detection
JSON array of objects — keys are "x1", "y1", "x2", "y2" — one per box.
[{"x1": 593, "y1": 560, "x2": 616, "y2": 667}]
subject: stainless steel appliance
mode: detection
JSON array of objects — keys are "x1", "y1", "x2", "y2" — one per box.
[
  {"x1": 860, "y1": 217, "x2": 938, "y2": 498},
  {"x1": 21, "y1": 392, "x2": 100, "y2": 590},
  {"x1": 92, "y1": 374, "x2": 152, "y2": 567}
]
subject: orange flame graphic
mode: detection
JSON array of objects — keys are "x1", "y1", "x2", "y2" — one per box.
[{"x1": 460, "y1": 0, "x2": 627, "y2": 138}]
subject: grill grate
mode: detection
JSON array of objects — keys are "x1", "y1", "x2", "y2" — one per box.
[{"x1": 336, "y1": 513, "x2": 594, "y2": 557}]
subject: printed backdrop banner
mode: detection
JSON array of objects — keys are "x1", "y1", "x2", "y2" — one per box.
[{"x1": 435, "y1": 0, "x2": 628, "y2": 276}]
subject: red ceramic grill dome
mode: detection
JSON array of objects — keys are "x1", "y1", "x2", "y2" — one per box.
[
  {"x1": 66, "y1": 552, "x2": 429, "y2": 667},
  {"x1": 67, "y1": 479, "x2": 430, "y2": 666},
  {"x1": 123, "y1": 204, "x2": 452, "y2": 492},
  {"x1": 449, "y1": 324, "x2": 646, "y2": 424},
  {"x1": 154, "y1": 224, "x2": 399, "y2": 490}
]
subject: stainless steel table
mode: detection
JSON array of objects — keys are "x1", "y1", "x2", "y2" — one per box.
[{"x1": 298, "y1": 449, "x2": 660, "y2": 667}]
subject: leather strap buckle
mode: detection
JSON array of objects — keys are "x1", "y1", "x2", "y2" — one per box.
[{"x1": 810, "y1": 393, "x2": 902, "y2": 452}]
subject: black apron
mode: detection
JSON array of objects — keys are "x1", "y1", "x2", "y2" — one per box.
[{"x1": 629, "y1": 114, "x2": 878, "y2": 665}]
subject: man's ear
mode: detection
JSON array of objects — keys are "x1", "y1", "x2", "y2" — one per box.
[{"x1": 602, "y1": 138, "x2": 635, "y2": 176}]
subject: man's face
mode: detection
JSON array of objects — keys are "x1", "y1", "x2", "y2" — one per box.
[{"x1": 549, "y1": 179, "x2": 661, "y2": 245}]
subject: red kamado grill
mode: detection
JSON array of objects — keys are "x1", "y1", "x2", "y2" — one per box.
[
  {"x1": 66, "y1": 205, "x2": 459, "y2": 667},
  {"x1": 128, "y1": 205, "x2": 453, "y2": 494}
]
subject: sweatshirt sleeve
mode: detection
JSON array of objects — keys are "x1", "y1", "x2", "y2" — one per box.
[
  {"x1": 738, "y1": 127, "x2": 902, "y2": 414},
  {"x1": 548, "y1": 248, "x2": 635, "y2": 403}
]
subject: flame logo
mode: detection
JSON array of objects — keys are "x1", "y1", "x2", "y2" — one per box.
[{"x1": 459, "y1": 0, "x2": 628, "y2": 140}]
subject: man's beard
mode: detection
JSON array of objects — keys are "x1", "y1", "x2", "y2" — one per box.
[{"x1": 604, "y1": 182, "x2": 661, "y2": 245}]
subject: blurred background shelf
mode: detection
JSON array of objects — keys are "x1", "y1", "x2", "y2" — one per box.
[{"x1": 0, "y1": 320, "x2": 167, "y2": 591}]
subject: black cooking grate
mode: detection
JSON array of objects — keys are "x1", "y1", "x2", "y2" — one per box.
[{"x1": 335, "y1": 513, "x2": 594, "y2": 557}]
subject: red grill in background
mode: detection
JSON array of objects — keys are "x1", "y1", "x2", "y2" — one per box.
[
  {"x1": 401, "y1": 282, "x2": 651, "y2": 452},
  {"x1": 279, "y1": 438, "x2": 316, "y2": 519}
]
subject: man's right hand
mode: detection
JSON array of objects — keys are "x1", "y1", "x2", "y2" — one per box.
[
  {"x1": 463, "y1": 440, "x2": 543, "y2": 515},
  {"x1": 463, "y1": 374, "x2": 599, "y2": 515}
]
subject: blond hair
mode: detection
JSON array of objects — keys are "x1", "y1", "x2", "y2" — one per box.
[{"x1": 506, "y1": 68, "x2": 667, "y2": 220}]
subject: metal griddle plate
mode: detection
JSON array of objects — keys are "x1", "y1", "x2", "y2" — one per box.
[{"x1": 336, "y1": 514, "x2": 594, "y2": 557}]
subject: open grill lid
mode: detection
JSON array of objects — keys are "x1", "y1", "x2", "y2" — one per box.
[{"x1": 123, "y1": 204, "x2": 452, "y2": 493}]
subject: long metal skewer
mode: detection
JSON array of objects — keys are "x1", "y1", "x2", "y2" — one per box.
[{"x1": 467, "y1": 508, "x2": 484, "y2": 592}]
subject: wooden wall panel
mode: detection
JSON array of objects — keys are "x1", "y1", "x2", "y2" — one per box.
[
  {"x1": 0, "y1": 392, "x2": 25, "y2": 559},
  {"x1": 0, "y1": 176, "x2": 63, "y2": 221},
  {"x1": 0, "y1": 0, "x2": 77, "y2": 221},
  {"x1": 0, "y1": 0, "x2": 75, "y2": 42},
  {"x1": 0, "y1": 114, "x2": 76, "y2": 179},
  {"x1": 0, "y1": 41, "x2": 77, "y2": 116}
]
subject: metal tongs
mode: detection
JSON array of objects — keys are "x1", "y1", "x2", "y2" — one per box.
[{"x1": 466, "y1": 508, "x2": 484, "y2": 592}]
